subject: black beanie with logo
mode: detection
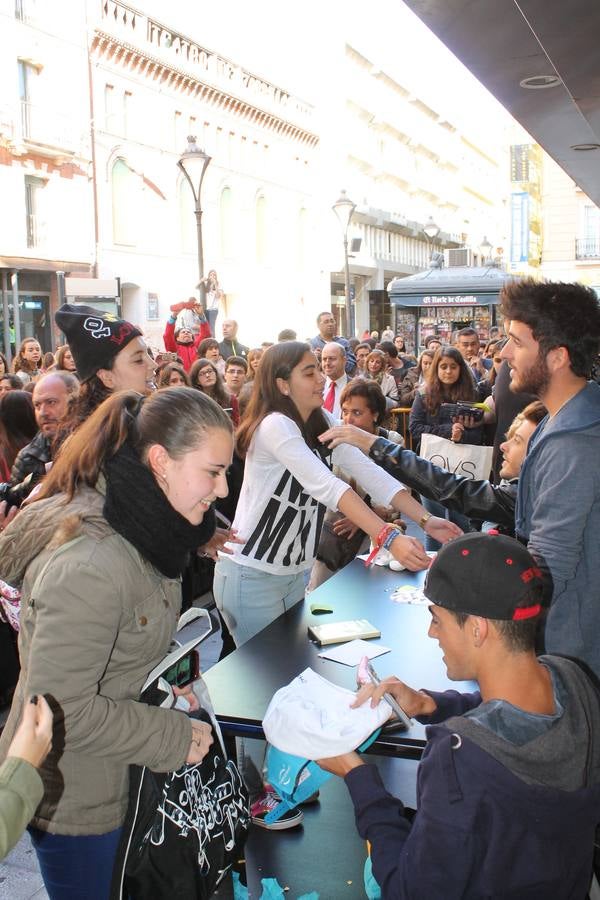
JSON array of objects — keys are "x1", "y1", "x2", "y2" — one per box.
[{"x1": 55, "y1": 304, "x2": 142, "y2": 382}]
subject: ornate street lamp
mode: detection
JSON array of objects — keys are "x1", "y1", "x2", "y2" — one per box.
[
  {"x1": 479, "y1": 235, "x2": 493, "y2": 265},
  {"x1": 422, "y1": 215, "x2": 440, "y2": 264},
  {"x1": 178, "y1": 136, "x2": 212, "y2": 307},
  {"x1": 332, "y1": 190, "x2": 357, "y2": 337}
]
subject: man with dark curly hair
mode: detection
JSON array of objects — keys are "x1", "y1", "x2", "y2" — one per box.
[{"x1": 499, "y1": 279, "x2": 600, "y2": 677}]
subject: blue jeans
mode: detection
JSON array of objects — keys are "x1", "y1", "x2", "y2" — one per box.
[
  {"x1": 29, "y1": 826, "x2": 122, "y2": 900},
  {"x1": 206, "y1": 308, "x2": 218, "y2": 336},
  {"x1": 420, "y1": 496, "x2": 472, "y2": 551},
  {"x1": 213, "y1": 556, "x2": 305, "y2": 647}
]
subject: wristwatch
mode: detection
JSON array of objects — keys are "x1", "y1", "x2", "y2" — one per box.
[{"x1": 419, "y1": 512, "x2": 432, "y2": 530}]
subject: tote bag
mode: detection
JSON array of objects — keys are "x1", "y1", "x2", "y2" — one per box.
[
  {"x1": 111, "y1": 675, "x2": 250, "y2": 899},
  {"x1": 112, "y1": 709, "x2": 249, "y2": 900},
  {"x1": 419, "y1": 433, "x2": 493, "y2": 481}
]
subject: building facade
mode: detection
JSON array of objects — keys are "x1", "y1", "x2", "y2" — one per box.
[
  {"x1": 0, "y1": 0, "x2": 94, "y2": 359},
  {"x1": 89, "y1": 0, "x2": 323, "y2": 348},
  {"x1": 540, "y1": 151, "x2": 600, "y2": 295},
  {"x1": 320, "y1": 43, "x2": 513, "y2": 344},
  {"x1": 0, "y1": 1, "x2": 530, "y2": 359}
]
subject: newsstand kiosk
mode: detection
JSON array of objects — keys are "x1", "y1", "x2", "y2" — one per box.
[{"x1": 388, "y1": 264, "x2": 516, "y2": 352}]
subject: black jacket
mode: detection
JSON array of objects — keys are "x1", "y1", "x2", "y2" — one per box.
[
  {"x1": 9, "y1": 431, "x2": 51, "y2": 493},
  {"x1": 409, "y1": 392, "x2": 483, "y2": 449},
  {"x1": 369, "y1": 436, "x2": 516, "y2": 532},
  {"x1": 218, "y1": 338, "x2": 249, "y2": 360},
  {"x1": 368, "y1": 436, "x2": 553, "y2": 621}
]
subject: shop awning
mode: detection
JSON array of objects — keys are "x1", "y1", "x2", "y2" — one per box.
[
  {"x1": 390, "y1": 292, "x2": 500, "y2": 307},
  {"x1": 388, "y1": 265, "x2": 516, "y2": 307}
]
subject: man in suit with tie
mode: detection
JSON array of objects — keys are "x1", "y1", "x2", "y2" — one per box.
[{"x1": 321, "y1": 342, "x2": 349, "y2": 419}]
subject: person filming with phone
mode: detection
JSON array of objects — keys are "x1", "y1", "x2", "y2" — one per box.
[
  {"x1": 409, "y1": 346, "x2": 483, "y2": 548},
  {"x1": 318, "y1": 532, "x2": 600, "y2": 899}
]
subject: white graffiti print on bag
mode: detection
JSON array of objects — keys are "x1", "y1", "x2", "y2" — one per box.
[{"x1": 150, "y1": 754, "x2": 248, "y2": 874}]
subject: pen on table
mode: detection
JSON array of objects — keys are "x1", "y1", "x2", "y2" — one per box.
[
  {"x1": 215, "y1": 510, "x2": 232, "y2": 529},
  {"x1": 367, "y1": 662, "x2": 412, "y2": 728}
]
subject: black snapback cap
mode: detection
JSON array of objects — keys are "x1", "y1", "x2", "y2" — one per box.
[{"x1": 424, "y1": 532, "x2": 544, "y2": 621}]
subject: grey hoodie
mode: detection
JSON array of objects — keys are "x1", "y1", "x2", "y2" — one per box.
[
  {"x1": 516, "y1": 381, "x2": 600, "y2": 677},
  {"x1": 444, "y1": 655, "x2": 600, "y2": 792}
]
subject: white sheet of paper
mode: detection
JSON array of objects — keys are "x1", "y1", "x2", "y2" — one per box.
[{"x1": 318, "y1": 639, "x2": 391, "y2": 666}]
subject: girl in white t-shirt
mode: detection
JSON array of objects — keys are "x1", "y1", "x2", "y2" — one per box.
[{"x1": 213, "y1": 342, "x2": 460, "y2": 648}]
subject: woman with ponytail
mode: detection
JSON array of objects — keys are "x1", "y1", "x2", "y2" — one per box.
[{"x1": 0, "y1": 386, "x2": 234, "y2": 899}]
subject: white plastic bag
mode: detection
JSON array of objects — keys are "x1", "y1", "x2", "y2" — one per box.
[{"x1": 420, "y1": 433, "x2": 493, "y2": 481}]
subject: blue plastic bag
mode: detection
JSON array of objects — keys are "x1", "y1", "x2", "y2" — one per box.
[
  {"x1": 363, "y1": 854, "x2": 382, "y2": 899},
  {"x1": 264, "y1": 729, "x2": 381, "y2": 825}
]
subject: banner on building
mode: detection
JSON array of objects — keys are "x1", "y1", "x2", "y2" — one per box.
[
  {"x1": 510, "y1": 192, "x2": 529, "y2": 264},
  {"x1": 510, "y1": 145, "x2": 530, "y2": 183}
]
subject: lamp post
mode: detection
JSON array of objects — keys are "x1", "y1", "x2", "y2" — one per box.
[
  {"x1": 332, "y1": 190, "x2": 356, "y2": 337},
  {"x1": 423, "y1": 215, "x2": 440, "y2": 264},
  {"x1": 479, "y1": 235, "x2": 493, "y2": 265},
  {"x1": 177, "y1": 135, "x2": 212, "y2": 308}
]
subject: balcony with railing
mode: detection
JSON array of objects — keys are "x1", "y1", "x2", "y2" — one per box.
[
  {"x1": 16, "y1": 0, "x2": 86, "y2": 39},
  {"x1": 576, "y1": 237, "x2": 600, "y2": 260},
  {"x1": 19, "y1": 100, "x2": 89, "y2": 156}
]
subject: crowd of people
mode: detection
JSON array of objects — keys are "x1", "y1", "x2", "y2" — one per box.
[{"x1": 0, "y1": 278, "x2": 600, "y2": 898}]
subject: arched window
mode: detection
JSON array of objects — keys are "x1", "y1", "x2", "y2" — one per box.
[
  {"x1": 111, "y1": 159, "x2": 138, "y2": 246},
  {"x1": 256, "y1": 194, "x2": 267, "y2": 265},
  {"x1": 220, "y1": 186, "x2": 233, "y2": 259}
]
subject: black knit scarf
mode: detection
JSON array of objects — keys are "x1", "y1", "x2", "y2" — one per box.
[{"x1": 103, "y1": 441, "x2": 216, "y2": 578}]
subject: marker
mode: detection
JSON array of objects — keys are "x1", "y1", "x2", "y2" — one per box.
[
  {"x1": 215, "y1": 510, "x2": 232, "y2": 529},
  {"x1": 366, "y1": 662, "x2": 412, "y2": 728}
]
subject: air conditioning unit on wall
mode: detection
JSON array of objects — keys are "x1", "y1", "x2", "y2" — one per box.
[{"x1": 445, "y1": 248, "x2": 473, "y2": 267}]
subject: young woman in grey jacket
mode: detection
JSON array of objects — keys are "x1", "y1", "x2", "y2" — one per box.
[{"x1": 0, "y1": 387, "x2": 234, "y2": 899}]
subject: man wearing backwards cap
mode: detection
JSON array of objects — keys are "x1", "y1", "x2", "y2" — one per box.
[{"x1": 318, "y1": 533, "x2": 600, "y2": 899}]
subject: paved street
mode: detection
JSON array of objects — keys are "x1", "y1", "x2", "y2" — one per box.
[{"x1": 0, "y1": 831, "x2": 47, "y2": 899}]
